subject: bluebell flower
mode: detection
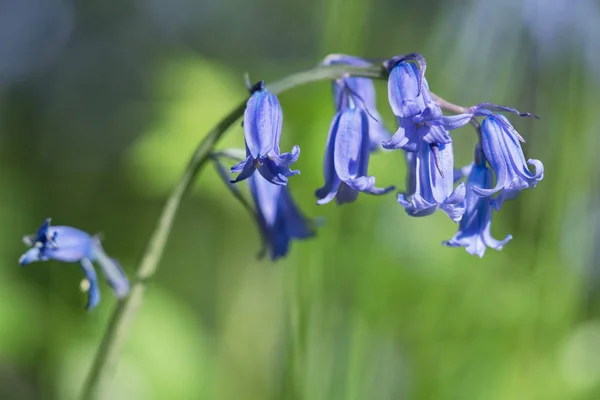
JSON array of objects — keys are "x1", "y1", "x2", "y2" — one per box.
[
  {"x1": 444, "y1": 159, "x2": 512, "y2": 257},
  {"x1": 398, "y1": 140, "x2": 466, "y2": 222},
  {"x1": 316, "y1": 105, "x2": 395, "y2": 205},
  {"x1": 322, "y1": 54, "x2": 391, "y2": 150},
  {"x1": 231, "y1": 80, "x2": 300, "y2": 185},
  {"x1": 422, "y1": 103, "x2": 543, "y2": 208},
  {"x1": 382, "y1": 54, "x2": 452, "y2": 152},
  {"x1": 249, "y1": 173, "x2": 316, "y2": 260},
  {"x1": 19, "y1": 218, "x2": 129, "y2": 310},
  {"x1": 475, "y1": 114, "x2": 544, "y2": 209}
]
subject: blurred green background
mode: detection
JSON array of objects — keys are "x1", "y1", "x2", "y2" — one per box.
[{"x1": 1, "y1": 0, "x2": 599, "y2": 399}]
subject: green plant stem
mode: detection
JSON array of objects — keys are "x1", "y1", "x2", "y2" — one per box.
[{"x1": 78, "y1": 63, "x2": 385, "y2": 400}]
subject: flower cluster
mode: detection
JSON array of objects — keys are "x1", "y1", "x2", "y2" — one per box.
[
  {"x1": 222, "y1": 53, "x2": 543, "y2": 259},
  {"x1": 18, "y1": 51, "x2": 545, "y2": 310}
]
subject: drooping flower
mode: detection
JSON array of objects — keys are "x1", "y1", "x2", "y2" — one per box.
[
  {"x1": 316, "y1": 105, "x2": 394, "y2": 205},
  {"x1": 249, "y1": 172, "x2": 316, "y2": 260},
  {"x1": 444, "y1": 157, "x2": 512, "y2": 257},
  {"x1": 322, "y1": 54, "x2": 391, "y2": 150},
  {"x1": 19, "y1": 219, "x2": 129, "y2": 310},
  {"x1": 417, "y1": 102, "x2": 543, "y2": 208},
  {"x1": 474, "y1": 114, "x2": 543, "y2": 209},
  {"x1": 231, "y1": 80, "x2": 300, "y2": 185},
  {"x1": 398, "y1": 140, "x2": 466, "y2": 222},
  {"x1": 382, "y1": 54, "x2": 452, "y2": 152}
]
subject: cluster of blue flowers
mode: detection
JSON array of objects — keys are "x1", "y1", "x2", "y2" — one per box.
[
  {"x1": 18, "y1": 52, "x2": 543, "y2": 310},
  {"x1": 222, "y1": 53, "x2": 543, "y2": 260}
]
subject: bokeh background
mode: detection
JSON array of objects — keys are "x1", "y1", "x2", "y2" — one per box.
[{"x1": 1, "y1": 0, "x2": 599, "y2": 398}]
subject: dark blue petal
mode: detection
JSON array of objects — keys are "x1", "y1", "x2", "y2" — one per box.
[
  {"x1": 269, "y1": 145, "x2": 300, "y2": 168},
  {"x1": 230, "y1": 156, "x2": 257, "y2": 184},
  {"x1": 258, "y1": 158, "x2": 297, "y2": 186},
  {"x1": 250, "y1": 173, "x2": 316, "y2": 260}
]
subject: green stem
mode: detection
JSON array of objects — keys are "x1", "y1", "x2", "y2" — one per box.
[{"x1": 78, "y1": 63, "x2": 385, "y2": 400}]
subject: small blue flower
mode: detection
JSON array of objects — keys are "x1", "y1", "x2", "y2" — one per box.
[
  {"x1": 19, "y1": 218, "x2": 129, "y2": 310},
  {"x1": 382, "y1": 54, "x2": 451, "y2": 151},
  {"x1": 322, "y1": 54, "x2": 391, "y2": 150},
  {"x1": 398, "y1": 140, "x2": 466, "y2": 222},
  {"x1": 474, "y1": 114, "x2": 543, "y2": 209},
  {"x1": 249, "y1": 173, "x2": 316, "y2": 260},
  {"x1": 316, "y1": 106, "x2": 395, "y2": 205},
  {"x1": 444, "y1": 159, "x2": 512, "y2": 257},
  {"x1": 231, "y1": 81, "x2": 300, "y2": 185}
]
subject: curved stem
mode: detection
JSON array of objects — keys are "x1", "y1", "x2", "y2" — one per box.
[
  {"x1": 431, "y1": 92, "x2": 481, "y2": 133},
  {"x1": 78, "y1": 63, "x2": 385, "y2": 400}
]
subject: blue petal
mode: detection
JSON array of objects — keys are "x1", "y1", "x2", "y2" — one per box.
[
  {"x1": 258, "y1": 157, "x2": 298, "y2": 186},
  {"x1": 333, "y1": 109, "x2": 368, "y2": 181},
  {"x1": 387, "y1": 62, "x2": 424, "y2": 118},
  {"x1": 316, "y1": 112, "x2": 343, "y2": 204},
  {"x1": 80, "y1": 258, "x2": 101, "y2": 310},
  {"x1": 19, "y1": 248, "x2": 43, "y2": 265},
  {"x1": 381, "y1": 118, "x2": 420, "y2": 151},
  {"x1": 344, "y1": 176, "x2": 394, "y2": 196},
  {"x1": 440, "y1": 182, "x2": 467, "y2": 223},
  {"x1": 399, "y1": 140, "x2": 465, "y2": 221},
  {"x1": 250, "y1": 173, "x2": 316, "y2": 260},
  {"x1": 230, "y1": 156, "x2": 257, "y2": 184},
  {"x1": 244, "y1": 91, "x2": 282, "y2": 159},
  {"x1": 398, "y1": 192, "x2": 438, "y2": 217},
  {"x1": 333, "y1": 108, "x2": 393, "y2": 197},
  {"x1": 443, "y1": 163, "x2": 512, "y2": 257},
  {"x1": 404, "y1": 151, "x2": 417, "y2": 194},
  {"x1": 92, "y1": 239, "x2": 130, "y2": 299},
  {"x1": 473, "y1": 115, "x2": 543, "y2": 199}
]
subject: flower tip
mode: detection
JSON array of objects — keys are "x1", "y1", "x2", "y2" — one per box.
[
  {"x1": 248, "y1": 79, "x2": 266, "y2": 95},
  {"x1": 521, "y1": 112, "x2": 540, "y2": 120},
  {"x1": 18, "y1": 254, "x2": 27, "y2": 266}
]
